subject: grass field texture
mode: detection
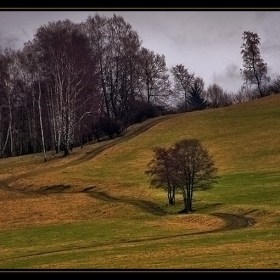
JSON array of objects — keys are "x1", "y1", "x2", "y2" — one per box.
[{"x1": 1, "y1": 94, "x2": 280, "y2": 270}]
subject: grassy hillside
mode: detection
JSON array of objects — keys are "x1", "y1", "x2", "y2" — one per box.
[{"x1": 1, "y1": 94, "x2": 280, "y2": 269}]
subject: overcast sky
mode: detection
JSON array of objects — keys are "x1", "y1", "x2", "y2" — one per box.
[{"x1": 0, "y1": 8, "x2": 280, "y2": 93}]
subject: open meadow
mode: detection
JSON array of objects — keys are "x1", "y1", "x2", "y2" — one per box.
[{"x1": 1, "y1": 95, "x2": 280, "y2": 270}]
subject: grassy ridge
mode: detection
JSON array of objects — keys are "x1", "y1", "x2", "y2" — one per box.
[
  {"x1": 1, "y1": 94, "x2": 280, "y2": 269},
  {"x1": 64, "y1": 94, "x2": 280, "y2": 208}
]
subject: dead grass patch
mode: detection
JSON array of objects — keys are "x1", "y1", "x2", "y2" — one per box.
[
  {"x1": 0, "y1": 192, "x2": 139, "y2": 230},
  {"x1": 147, "y1": 213, "x2": 225, "y2": 232}
]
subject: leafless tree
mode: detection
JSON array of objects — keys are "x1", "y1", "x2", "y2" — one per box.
[
  {"x1": 16, "y1": 42, "x2": 48, "y2": 159},
  {"x1": 84, "y1": 14, "x2": 142, "y2": 129},
  {"x1": 267, "y1": 75, "x2": 280, "y2": 95},
  {"x1": 33, "y1": 19, "x2": 99, "y2": 156},
  {"x1": 171, "y1": 64, "x2": 195, "y2": 111},
  {"x1": 146, "y1": 146, "x2": 177, "y2": 205},
  {"x1": 204, "y1": 84, "x2": 233, "y2": 108},
  {"x1": 233, "y1": 85, "x2": 258, "y2": 104},
  {"x1": 146, "y1": 138, "x2": 218, "y2": 213},
  {"x1": 0, "y1": 48, "x2": 21, "y2": 157},
  {"x1": 138, "y1": 47, "x2": 172, "y2": 106},
  {"x1": 240, "y1": 31, "x2": 270, "y2": 98}
]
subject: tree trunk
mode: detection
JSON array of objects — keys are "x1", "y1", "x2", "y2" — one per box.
[
  {"x1": 38, "y1": 82, "x2": 47, "y2": 162},
  {"x1": 168, "y1": 184, "x2": 175, "y2": 205}
]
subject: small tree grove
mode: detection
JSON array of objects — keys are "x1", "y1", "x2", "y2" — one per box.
[{"x1": 146, "y1": 138, "x2": 218, "y2": 213}]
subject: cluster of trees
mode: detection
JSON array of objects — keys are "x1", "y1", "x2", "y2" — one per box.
[
  {"x1": 146, "y1": 138, "x2": 218, "y2": 213},
  {"x1": 0, "y1": 14, "x2": 173, "y2": 159},
  {"x1": 144, "y1": 30, "x2": 280, "y2": 213},
  {"x1": 0, "y1": 13, "x2": 279, "y2": 160}
]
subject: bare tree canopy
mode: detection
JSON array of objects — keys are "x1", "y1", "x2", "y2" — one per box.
[
  {"x1": 240, "y1": 31, "x2": 271, "y2": 98},
  {"x1": 171, "y1": 64, "x2": 195, "y2": 111},
  {"x1": 139, "y1": 47, "x2": 172, "y2": 106},
  {"x1": 204, "y1": 83, "x2": 233, "y2": 108},
  {"x1": 146, "y1": 138, "x2": 219, "y2": 213},
  {"x1": 267, "y1": 75, "x2": 280, "y2": 95}
]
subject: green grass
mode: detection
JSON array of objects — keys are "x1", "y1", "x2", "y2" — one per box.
[
  {"x1": 214, "y1": 171, "x2": 280, "y2": 206},
  {"x1": 2, "y1": 94, "x2": 280, "y2": 269},
  {"x1": 1, "y1": 221, "x2": 279, "y2": 269}
]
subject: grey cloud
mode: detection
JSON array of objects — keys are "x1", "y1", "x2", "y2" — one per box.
[
  {"x1": 212, "y1": 63, "x2": 242, "y2": 93},
  {"x1": 0, "y1": 33, "x2": 22, "y2": 50},
  {"x1": 0, "y1": 10, "x2": 280, "y2": 94}
]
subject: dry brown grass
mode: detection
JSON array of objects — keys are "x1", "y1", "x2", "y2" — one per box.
[
  {"x1": 2, "y1": 98, "x2": 280, "y2": 269},
  {"x1": 146, "y1": 213, "x2": 225, "y2": 232}
]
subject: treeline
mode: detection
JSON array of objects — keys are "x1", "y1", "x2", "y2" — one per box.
[
  {"x1": 1, "y1": 14, "x2": 280, "y2": 160},
  {"x1": 0, "y1": 14, "x2": 172, "y2": 159}
]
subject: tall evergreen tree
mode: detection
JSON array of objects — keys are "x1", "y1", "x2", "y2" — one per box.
[{"x1": 187, "y1": 77, "x2": 208, "y2": 111}]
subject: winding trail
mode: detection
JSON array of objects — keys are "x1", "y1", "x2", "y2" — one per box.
[
  {"x1": 0, "y1": 113, "x2": 255, "y2": 234},
  {"x1": 0, "y1": 115, "x2": 176, "y2": 194},
  {"x1": 0, "y1": 114, "x2": 177, "y2": 192},
  {"x1": 0, "y1": 114, "x2": 256, "y2": 264},
  {"x1": 85, "y1": 188, "x2": 255, "y2": 230}
]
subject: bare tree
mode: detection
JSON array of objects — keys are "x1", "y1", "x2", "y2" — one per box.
[
  {"x1": 17, "y1": 42, "x2": 48, "y2": 159},
  {"x1": 204, "y1": 84, "x2": 233, "y2": 108},
  {"x1": 233, "y1": 86, "x2": 258, "y2": 104},
  {"x1": 0, "y1": 48, "x2": 20, "y2": 157},
  {"x1": 267, "y1": 75, "x2": 280, "y2": 95},
  {"x1": 171, "y1": 64, "x2": 195, "y2": 111},
  {"x1": 37, "y1": 81, "x2": 47, "y2": 161},
  {"x1": 138, "y1": 47, "x2": 172, "y2": 106},
  {"x1": 146, "y1": 138, "x2": 218, "y2": 213},
  {"x1": 146, "y1": 146, "x2": 177, "y2": 205},
  {"x1": 84, "y1": 14, "x2": 142, "y2": 129},
  {"x1": 33, "y1": 19, "x2": 99, "y2": 156},
  {"x1": 240, "y1": 31, "x2": 270, "y2": 98}
]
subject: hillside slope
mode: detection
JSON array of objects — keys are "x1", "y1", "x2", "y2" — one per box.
[{"x1": 1, "y1": 94, "x2": 280, "y2": 229}]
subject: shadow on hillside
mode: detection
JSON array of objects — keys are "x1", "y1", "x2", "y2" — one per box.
[{"x1": 84, "y1": 187, "x2": 167, "y2": 216}]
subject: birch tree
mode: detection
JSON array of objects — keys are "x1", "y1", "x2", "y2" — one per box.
[
  {"x1": 33, "y1": 19, "x2": 99, "y2": 156},
  {"x1": 240, "y1": 31, "x2": 270, "y2": 98},
  {"x1": 17, "y1": 42, "x2": 44, "y2": 155},
  {"x1": 0, "y1": 48, "x2": 20, "y2": 157}
]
